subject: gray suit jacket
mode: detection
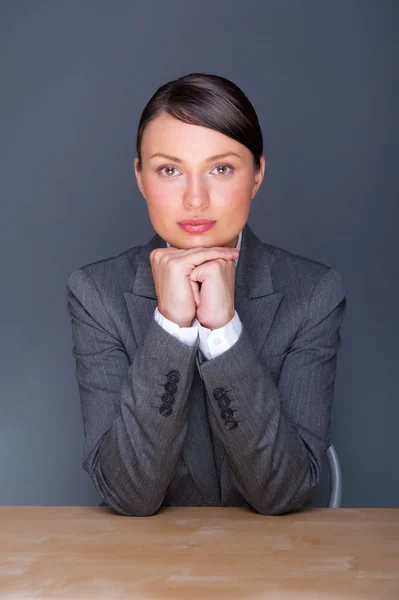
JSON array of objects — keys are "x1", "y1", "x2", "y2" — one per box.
[{"x1": 66, "y1": 223, "x2": 347, "y2": 516}]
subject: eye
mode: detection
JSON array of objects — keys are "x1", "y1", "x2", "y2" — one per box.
[
  {"x1": 156, "y1": 163, "x2": 235, "y2": 178},
  {"x1": 157, "y1": 165, "x2": 181, "y2": 178},
  {"x1": 211, "y1": 164, "x2": 234, "y2": 176}
]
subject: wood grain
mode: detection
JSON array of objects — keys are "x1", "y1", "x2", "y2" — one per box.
[{"x1": 0, "y1": 507, "x2": 398, "y2": 599}]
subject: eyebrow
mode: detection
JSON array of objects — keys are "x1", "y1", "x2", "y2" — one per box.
[{"x1": 148, "y1": 152, "x2": 242, "y2": 163}]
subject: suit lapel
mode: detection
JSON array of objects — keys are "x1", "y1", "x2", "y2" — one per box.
[
  {"x1": 234, "y1": 224, "x2": 284, "y2": 358},
  {"x1": 122, "y1": 232, "x2": 164, "y2": 349},
  {"x1": 122, "y1": 224, "x2": 284, "y2": 503}
]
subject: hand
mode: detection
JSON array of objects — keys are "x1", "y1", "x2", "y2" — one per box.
[
  {"x1": 150, "y1": 246, "x2": 239, "y2": 328},
  {"x1": 190, "y1": 256, "x2": 238, "y2": 330}
]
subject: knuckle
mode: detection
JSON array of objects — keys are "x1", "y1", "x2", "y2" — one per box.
[
  {"x1": 150, "y1": 248, "x2": 161, "y2": 260},
  {"x1": 209, "y1": 259, "x2": 222, "y2": 271},
  {"x1": 152, "y1": 248, "x2": 168, "y2": 264}
]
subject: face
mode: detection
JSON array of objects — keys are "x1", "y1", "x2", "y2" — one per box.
[{"x1": 134, "y1": 113, "x2": 265, "y2": 249}]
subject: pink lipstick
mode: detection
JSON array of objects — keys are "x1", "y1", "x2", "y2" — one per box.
[{"x1": 178, "y1": 219, "x2": 216, "y2": 234}]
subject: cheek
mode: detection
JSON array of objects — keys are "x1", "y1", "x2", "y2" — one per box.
[
  {"x1": 214, "y1": 176, "x2": 252, "y2": 207},
  {"x1": 142, "y1": 177, "x2": 174, "y2": 213}
]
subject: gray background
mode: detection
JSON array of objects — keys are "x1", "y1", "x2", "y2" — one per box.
[{"x1": 1, "y1": 0, "x2": 398, "y2": 508}]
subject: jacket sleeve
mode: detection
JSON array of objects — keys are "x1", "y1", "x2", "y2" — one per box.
[
  {"x1": 197, "y1": 267, "x2": 347, "y2": 515},
  {"x1": 66, "y1": 268, "x2": 198, "y2": 516}
]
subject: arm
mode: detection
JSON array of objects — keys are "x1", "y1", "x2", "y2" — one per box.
[
  {"x1": 66, "y1": 269, "x2": 199, "y2": 516},
  {"x1": 197, "y1": 268, "x2": 347, "y2": 515}
]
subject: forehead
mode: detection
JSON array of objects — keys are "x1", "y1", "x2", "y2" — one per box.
[{"x1": 141, "y1": 113, "x2": 247, "y2": 159}]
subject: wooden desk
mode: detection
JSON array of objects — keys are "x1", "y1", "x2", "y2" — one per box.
[{"x1": 0, "y1": 507, "x2": 398, "y2": 599}]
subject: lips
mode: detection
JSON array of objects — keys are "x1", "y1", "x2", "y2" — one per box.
[
  {"x1": 178, "y1": 220, "x2": 216, "y2": 233},
  {"x1": 178, "y1": 219, "x2": 215, "y2": 225}
]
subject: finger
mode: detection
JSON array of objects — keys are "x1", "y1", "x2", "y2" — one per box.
[
  {"x1": 151, "y1": 247, "x2": 239, "y2": 268},
  {"x1": 183, "y1": 248, "x2": 239, "y2": 268},
  {"x1": 184, "y1": 246, "x2": 239, "y2": 255},
  {"x1": 189, "y1": 278, "x2": 200, "y2": 307}
]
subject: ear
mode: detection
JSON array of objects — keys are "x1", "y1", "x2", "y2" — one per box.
[
  {"x1": 134, "y1": 157, "x2": 146, "y2": 199},
  {"x1": 251, "y1": 155, "x2": 266, "y2": 199}
]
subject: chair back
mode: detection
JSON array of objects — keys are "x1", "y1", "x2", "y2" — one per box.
[{"x1": 326, "y1": 444, "x2": 342, "y2": 508}]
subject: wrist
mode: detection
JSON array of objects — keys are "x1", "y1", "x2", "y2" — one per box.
[
  {"x1": 199, "y1": 311, "x2": 235, "y2": 331},
  {"x1": 158, "y1": 307, "x2": 193, "y2": 328}
]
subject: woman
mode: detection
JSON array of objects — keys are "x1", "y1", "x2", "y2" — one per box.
[{"x1": 66, "y1": 72, "x2": 347, "y2": 516}]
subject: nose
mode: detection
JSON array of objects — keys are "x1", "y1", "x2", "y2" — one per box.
[{"x1": 183, "y1": 173, "x2": 210, "y2": 211}]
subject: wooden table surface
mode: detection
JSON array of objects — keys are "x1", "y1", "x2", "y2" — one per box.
[{"x1": 0, "y1": 506, "x2": 398, "y2": 599}]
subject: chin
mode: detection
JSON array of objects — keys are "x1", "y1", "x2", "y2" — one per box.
[
  {"x1": 160, "y1": 224, "x2": 237, "y2": 249},
  {"x1": 179, "y1": 233, "x2": 222, "y2": 248}
]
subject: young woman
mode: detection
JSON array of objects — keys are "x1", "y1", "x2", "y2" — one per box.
[{"x1": 67, "y1": 72, "x2": 347, "y2": 516}]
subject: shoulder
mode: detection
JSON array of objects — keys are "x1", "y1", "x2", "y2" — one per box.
[
  {"x1": 265, "y1": 241, "x2": 347, "y2": 303},
  {"x1": 66, "y1": 244, "x2": 142, "y2": 298}
]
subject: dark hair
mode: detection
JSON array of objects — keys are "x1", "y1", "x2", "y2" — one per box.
[{"x1": 136, "y1": 72, "x2": 263, "y2": 172}]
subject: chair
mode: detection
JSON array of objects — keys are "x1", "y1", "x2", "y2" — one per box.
[{"x1": 326, "y1": 444, "x2": 342, "y2": 508}]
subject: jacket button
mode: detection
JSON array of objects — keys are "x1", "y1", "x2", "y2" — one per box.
[
  {"x1": 167, "y1": 371, "x2": 180, "y2": 384},
  {"x1": 213, "y1": 388, "x2": 226, "y2": 400},
  {"x1": 164, "y1": 381, "x2": 177, "y2": 394},
  {"x1": 221, "y1": 408, "x2": 234, "y2": 420},
  {"x1": 159, "y1": 405, "x2": 173, "y2": 417},
  {"x1": 162, "y1": 393, "x2": 175, "y2": 406},
  {"x1": 225, "y1": 419, "x2": 238, "y2": 430},
  {"x1": 218, "y1": 396, "x2": 231, "y2": 409}
]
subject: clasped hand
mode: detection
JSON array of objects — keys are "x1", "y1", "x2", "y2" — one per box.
[{"x1": 150, "y1": 246, "x2": 239, "y2": 330}]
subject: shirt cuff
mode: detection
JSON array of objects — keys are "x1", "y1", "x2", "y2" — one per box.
[
  {"x1": 198, "y1": 311, "x2": 242, "y2": 360},
  {"x1": 154, "y1": 307, "x2": 198, "y2": 346}
]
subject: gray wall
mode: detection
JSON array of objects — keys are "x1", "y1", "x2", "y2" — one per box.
[{"x1": 1, "y1": 0, "x2": 398, "y2": 508}]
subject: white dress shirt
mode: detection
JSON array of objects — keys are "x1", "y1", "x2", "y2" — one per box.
[{"x1": 154, "y1": 230, "x2": 243, "y2": 360}]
